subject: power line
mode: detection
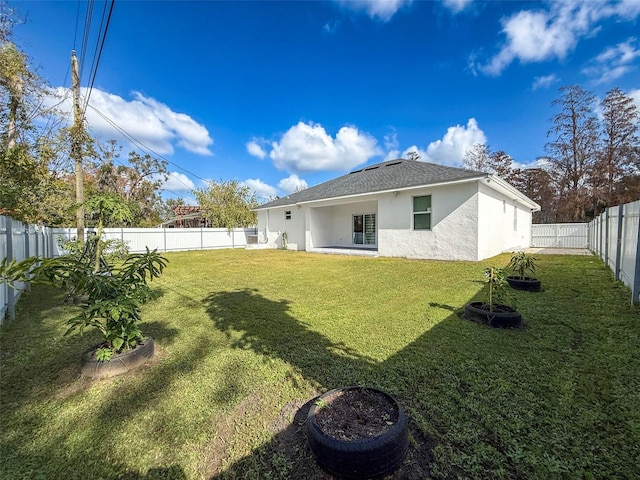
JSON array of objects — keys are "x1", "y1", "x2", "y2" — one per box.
[
  {"x1": 159, "y1": 188, "x2": 198, "y2": 203},
  {"x1": 73, "y1": 1, "x2": 81, "y2": 50},
  {"x1": 87, "y1": 104, "x2": 209, "y2": 184},
  {"x1": 103, "y1": 147, "x2": 198, "y2": 204},
  {"x1": 79, "y1": 0, "x2": 94, "y2": 77},
  {"x1": 83, "y1": 0, "x2": 115, "y2": 113}
]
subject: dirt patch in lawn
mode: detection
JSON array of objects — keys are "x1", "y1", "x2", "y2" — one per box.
[
  {"x1": 314, "y1": 388, "x2": 398, "y2": 441},
  {"x1": 207, "y1": 392, "x2": 435, "y2": 479}
]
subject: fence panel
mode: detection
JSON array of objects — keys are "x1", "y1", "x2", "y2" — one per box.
[
  {"x1": 50, "y1": 227, "x2": 256, "y2": 255},
  {"x1": 531, "y1": 223, "x2": 589, "y2": 248},
  {"x1": 2, "y1": 219, "x2": 257, "y2": 324},
  {"x1": 1, "y1": 217, "x2": 37, "y2": 324},
  {"x1": 589, "y1": 200, "x2": 640, "y2": 305},
  {"x1": 620, "y1": 202, "x2": 639, "y2": 298},
  {"x1": 0, "y1": 217, "x2": 8, "y2": 323}
]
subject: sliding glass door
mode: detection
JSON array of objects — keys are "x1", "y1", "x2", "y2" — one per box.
[{"x1": 353, "y1": 214, "x2": 376, "y2": 245}]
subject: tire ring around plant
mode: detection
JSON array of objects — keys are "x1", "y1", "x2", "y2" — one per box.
[
  {"x1": 506, "y1": 276, "x2": 542, "y2": 292},
  {"x1": 464, "y1": 301, "x2": 522, "y2": 328},
  {"x1": 307, "y1": 386, "x2": 409, "y2": 479},
  {"x1": 81, "y1": 336, "x2": 154, "y2": 378}
]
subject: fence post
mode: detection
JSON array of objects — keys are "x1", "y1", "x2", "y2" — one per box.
[
  {"x1": 6, "y1": 218, "x2": 15, "y2": 321},
  {"x1": 615, "y1": 206, "x2": 624, "y2": 281},
  {"x1": 599, "y1": 214, "x2": 604, "y2": 259},
  {"x1": 604, "y1": 209, "x2": 610, "y2": 267},
  {"x1": 163, "y1": 228, "x2": 167, "y2": 252}
]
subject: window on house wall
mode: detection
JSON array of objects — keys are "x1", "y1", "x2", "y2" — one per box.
[
  {"x1": 353, "y1": 214, "x2": 376, "y2": 245},
  {"x1": 285, "y1": 210, "x2": 291, "y2": 220},
  {"x1": 413, "y1": 195, "x2": 431, "y2": 230}
]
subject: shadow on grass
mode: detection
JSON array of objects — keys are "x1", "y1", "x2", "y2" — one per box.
[
  {"x1": 203, "y1": 288, "x2": 440, "y2": 479},
  {"x1": 0, "y1": 285, "x2": 209, "y2": 480}
]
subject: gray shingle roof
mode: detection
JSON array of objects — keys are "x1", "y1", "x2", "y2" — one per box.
[{"x1": 256, "y1": 159, "x2": 487, "y2": 209}]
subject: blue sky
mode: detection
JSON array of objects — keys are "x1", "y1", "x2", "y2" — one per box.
[{"x1": 12, "y1": 0, "x2": 640, "y2": 203}]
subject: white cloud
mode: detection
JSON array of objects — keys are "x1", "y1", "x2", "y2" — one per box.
[
  {"x1": 323, "y1": 20, "x2": 340, "y2": 34},
  {"x1": 382, "y1": 132, "x2": 401, "y2": 160},
  {"x1": 162, "y1": 172, "x2": 196, "y2": 192},
  {"x1": 532, "y1": 74, "x2": 559, "y2": 90},
  {"x1": 243, "y1": 178, "x2": 278, "y2": 198},
  {"x1": 383, "y1": 119, "x2": 487, "y2": 165},
  {"x1": 246, "y1": 140, "x2": 267, "y2": 159},
  {"x1": 269, "y1": 121, "x2": 381, "y2": 173},
  {"x1": 419, "y1": 118, "x2": 487, "y2": 166},
  {"x1": 278, "y1": 174, "x2": 308, "y2": 194},
  {"x1": 45, "y1": 87, "x2": 214, "y2": 156},
  {"x1": 335, "y1": 0, "x2": 413, "y2": 21},
  {"x1": 475, "y1": 2, "x2": 640, "y2": 76},
  {"x1": 443, "y1": 0, "x2": 473, "y2": 14},
  {"x1": 582, "y1": 37, "x2": 640, "y2": 84}
]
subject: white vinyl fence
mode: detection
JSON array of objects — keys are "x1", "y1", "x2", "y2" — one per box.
[
  {"x1": 531, "y1": 223, "x2": 589, "y2": 248},
  {"x1": 589, "y1": 200, "x2": 640, "y2": 305},
  {"x1": 1, "y1": 215, "x2": 257, "y2": 324},
  {"x1": 0, "y1": 216, "x2": 55, "y2": 323},
  {"x1": 50, "y1": 227, "x2": 257, "y2": 256}
]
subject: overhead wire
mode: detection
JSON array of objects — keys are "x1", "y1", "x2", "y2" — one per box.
[
  {"x1": 68, "y1": 0, "x2": 202, "y2": 204},
  {"x1": 87, "y1": 104, "x2": 207, "y2": 195},
  {"x1": 79, "y1": 0, "x2": 95, "y2": 77},
  {"x1": 83, "y1": 0, "x2": 115, "y2": 113},
  {"x1": 73, "y1": 1, "x2": 81, "y2": 50},
  {"x1": 87, "y1": 104, "x2": 208, "y2": 184}
]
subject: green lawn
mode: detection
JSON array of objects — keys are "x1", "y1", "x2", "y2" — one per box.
[{"x1": 1, "y1": 249, "x2": 639, "y2": 479}]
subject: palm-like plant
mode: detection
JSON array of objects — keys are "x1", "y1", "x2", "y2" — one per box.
[
  {"x1": 507, "y1": 251, "x2": 538, "y2": 280},
  {"x1": 0, "y1": 193, "x2": 167, "y2": 359},
  {"x1": 482, "y1": 266, "x2": 509, "y2": 312}
]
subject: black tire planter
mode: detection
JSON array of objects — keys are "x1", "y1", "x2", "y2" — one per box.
[
  {"x1": 506, "y1": 276, "x2": 541, "y2": 292},
  {"x1": 81, "y1": 336, "x2": 154, "y2": 378},
  {"x1": 307, "y1": 386, "x2": 409, "y2": 479},
  {"x1": 464, "y1": 301, "x2": 522, "y2": 329}
]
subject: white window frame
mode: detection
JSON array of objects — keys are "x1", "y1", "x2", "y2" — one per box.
[
  {"x1": 413, "y1": 195, "x2": 432, "y2": 231},
  {"x1": 352, "y1": 213, "x2": 376, "y2": 246}
]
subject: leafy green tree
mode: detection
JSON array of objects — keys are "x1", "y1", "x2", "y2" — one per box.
[
  {"x1": 0, "y1": 8, "x2": 71, "y2": 224},
  {"x1": 83, "y1": 193, "x2": 134, "y2": 272},
  {"x1": 194, "y1": 179, "x2": 258, "y2": 228},
  {"x1": 90, "y1": 141, "x2": 168, "y2": 227}
]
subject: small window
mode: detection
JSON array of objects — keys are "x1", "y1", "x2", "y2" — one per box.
[
  {"x1": 285, "y1": 211, "x2": 292, "y2": 220},
  {"x1": 413, "y1": 195, "x2": 431, "y2": 230},
  {"x1": 513, "y1": 205, "x2": 517, "y2": 231}
]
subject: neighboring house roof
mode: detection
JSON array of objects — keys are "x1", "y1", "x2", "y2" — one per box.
[
  {"x1": 256, "y1": 159, "x2": 489, "y2": 210},
  {"x1": 172, "y1": 205, "x2": 201, "y2": 215}
]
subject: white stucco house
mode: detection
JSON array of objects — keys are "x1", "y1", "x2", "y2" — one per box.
[{"x1": 254, "y1": 159, "x2": 540, "y2": 261}]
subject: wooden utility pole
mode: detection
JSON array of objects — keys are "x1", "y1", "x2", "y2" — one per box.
[
  {"x1": 3, "y1": 43, "x2": 25, "y2": 151},
  {"x1": 70, "y1": 50, "x2": 85, "y2": 243}
]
